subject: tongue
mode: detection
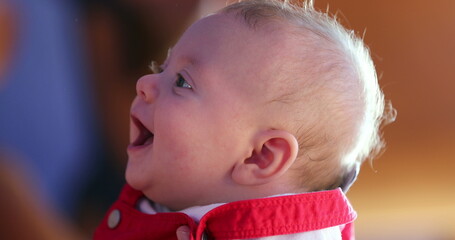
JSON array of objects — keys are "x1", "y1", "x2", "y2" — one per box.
[
  {"x1": 138, "y1": 131, "x2": 153, "y2": 146},
  {"x1": 144, "y1": 136, "x2": 154, "y2": 145}
]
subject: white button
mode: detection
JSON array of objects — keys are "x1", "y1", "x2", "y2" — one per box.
[{"x1": 108, "y1": 209, "x2": 121, "y2": 229}]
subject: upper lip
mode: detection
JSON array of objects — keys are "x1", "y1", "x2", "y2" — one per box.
[{"x1": 130, "y1": 114, "x2": 154, "y2": 147}]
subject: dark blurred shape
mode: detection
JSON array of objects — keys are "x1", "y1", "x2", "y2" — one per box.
[{"x1": 79, "y1": 0, "x2": 201, "y2": 164}]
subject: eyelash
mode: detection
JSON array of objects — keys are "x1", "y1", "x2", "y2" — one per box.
[
  {"x1": 149, "y1": 61, "x2": 192, "y2": 89},
  {"x1": 175, "y1": 74, "x2": 192, "y2": 89},
  {"x1": 149, "y1": 61, "x2": 163, "y2": 74}
]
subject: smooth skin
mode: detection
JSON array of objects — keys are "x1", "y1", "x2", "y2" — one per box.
[{"x1": 126, "y1": 12, "x2": 300, "y2": 211}]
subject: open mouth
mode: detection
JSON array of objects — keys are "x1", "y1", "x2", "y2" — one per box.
[{"x1": 131, "y1": 116, "x2": 154, "y2": 147}]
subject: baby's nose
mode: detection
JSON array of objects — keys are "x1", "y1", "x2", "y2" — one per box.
[{"x1": 136, "y1": 74, "x2": 159, "y2": 103}]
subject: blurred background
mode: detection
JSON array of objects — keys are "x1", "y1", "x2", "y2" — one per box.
[{"x1": 0, "y1": 0, "x2": 453, "y2": 239}]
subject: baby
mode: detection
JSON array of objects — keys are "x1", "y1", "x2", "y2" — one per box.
[{"x1": 95, "y1": 0, "x2": 392, "y2": 239}]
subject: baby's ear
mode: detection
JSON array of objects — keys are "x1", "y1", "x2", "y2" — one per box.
[{"x1": 232, "y1": 130, "x2": 299, "y2": 186}]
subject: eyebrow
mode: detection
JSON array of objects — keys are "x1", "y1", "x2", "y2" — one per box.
[{"x1": 165, "y1": 46, "x2": 201, "y2": 67}]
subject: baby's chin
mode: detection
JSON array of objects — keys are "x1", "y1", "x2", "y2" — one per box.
[
  {"x1": 124, "y1": 175, "x2": 188, "y2": 210},
  {"x1": 124, "y1": 164, "x2": 148, "y2": 192},
  {"x1": 138, "y1": 192, "x2": 185, "y2": 211}
]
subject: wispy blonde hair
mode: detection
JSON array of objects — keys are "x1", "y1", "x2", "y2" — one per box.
[{"x1": 221, "y1": 0, "x2": 395, "y2": 191}]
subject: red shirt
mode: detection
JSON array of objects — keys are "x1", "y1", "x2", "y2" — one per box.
[{"x1": 95, "y1": 184, "x2": 356, "y2": 240}]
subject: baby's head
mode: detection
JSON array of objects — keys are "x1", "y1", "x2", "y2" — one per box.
[{"x1": 126, "y1": 0, "x2": 391, "y2": 210}]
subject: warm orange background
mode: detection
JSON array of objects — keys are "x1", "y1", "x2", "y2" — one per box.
[
  {"x1": 309, "y1": 0, "x2": 455, "y2": 239},
  {"x1": 1, "y1": 0, "x2": 453, "y2": 239}
]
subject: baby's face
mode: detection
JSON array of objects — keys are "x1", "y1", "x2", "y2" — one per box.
[{"x1": 126, "y1": 13, "x2": 289, "y2": 210}]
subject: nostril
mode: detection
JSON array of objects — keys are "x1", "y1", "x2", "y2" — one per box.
[
  {"x1": 139, "y1": 89, "x2": 147, "y2": 100},
  {"x1": 136, "y1": 74, "x2": 158, "y2": 103}
]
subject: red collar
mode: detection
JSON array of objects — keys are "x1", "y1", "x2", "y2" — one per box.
[{"x1": 95, "y1": 184, "x2": 356, "y2": 240}]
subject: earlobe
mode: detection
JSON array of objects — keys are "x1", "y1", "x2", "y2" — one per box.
[{"x1": 232, "y1": 130, "x2": 299, "y2": 186}]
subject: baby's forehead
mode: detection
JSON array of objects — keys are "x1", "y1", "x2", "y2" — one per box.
[
  {"x1": 172, "y1": 13, "x2": 330, "y2": 100},
  {"x1": 178, "y1": 13, "x2": 298, "y2": 72}
]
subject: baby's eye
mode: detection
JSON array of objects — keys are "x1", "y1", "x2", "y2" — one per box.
[{"x1": 175, "y1": 74, "x2": 192, "y2": 89}]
